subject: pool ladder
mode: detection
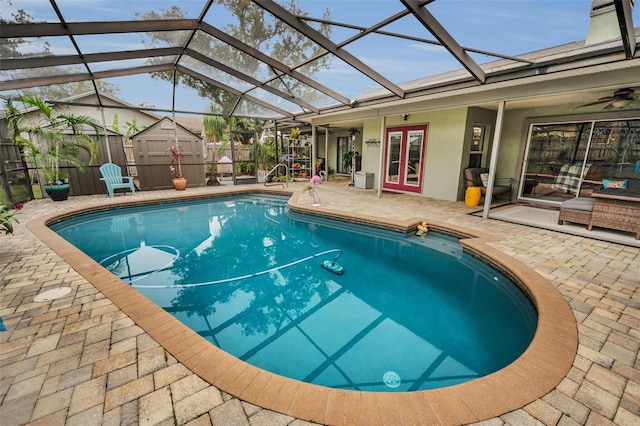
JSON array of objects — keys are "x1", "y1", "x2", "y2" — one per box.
[{"x1": 263, "y1": 163, "x2": 289, "y2": 188}]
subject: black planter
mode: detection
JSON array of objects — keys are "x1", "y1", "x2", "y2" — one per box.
[{"x1": 44, "y1": 184, "x2": 70, "y2": 201}]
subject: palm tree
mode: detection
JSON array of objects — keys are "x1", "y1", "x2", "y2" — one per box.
[
  {"x1": 203, "y1": 105, "x2": 228, "y2": 185},
  {"x1": 5, "y1": 94, "x2": 101, "y2": 199},
  {"x1": 203, "y1": 106, "x2": 227, "y2": 144}
]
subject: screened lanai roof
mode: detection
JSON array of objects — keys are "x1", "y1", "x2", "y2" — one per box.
[{"x1": 1, "y1": 0, "x2": 638, "y2": 123}]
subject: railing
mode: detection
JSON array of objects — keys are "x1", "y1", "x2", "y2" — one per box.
[{"x1": 263, "y1": 163, "x2": 289, "y2": 188}]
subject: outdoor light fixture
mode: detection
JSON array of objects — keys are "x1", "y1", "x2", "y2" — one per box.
[
  {"x1": 611, "y1": 99, "x2": 632, "y2": 108},
  {"x1": 402, "y1": 114, "x2": 409, "y2": 121}
]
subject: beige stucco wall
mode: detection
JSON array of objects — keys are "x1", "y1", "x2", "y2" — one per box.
[
  {"x1": 54, "y1": 94, "x2": 160, "y2": 133},
  {"x1": 500, "y1": 104, "x2": 640, "y2": 195},
  {"x1": 358, "y1": 108, "x2": 469, "y2": 201}
]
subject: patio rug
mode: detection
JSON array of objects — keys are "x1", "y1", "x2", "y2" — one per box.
[{"x1": 488, "y1": 205, "x2": 640, "y2": 248}]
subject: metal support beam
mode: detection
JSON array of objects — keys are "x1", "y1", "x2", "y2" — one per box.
[
  {"x1": 0, "y1": 64, "x2": 173, "y2": 91},
  {"x1": 177, "y1": 66, "x2": 293, "y2": 119},
  {"x1": 482, "y1": 100, "x2": 506, "y2": 219},
  {"x1": 252, "y1": 0, "x2": 405, "y2": 99},
  {"x1": 377, "y1": 116, "x2": 386, "y2": 198},
  {"x1": 614, "y1": 0, "x2": 637, "y2": 59},
  {"x1": 1, "y1": 48, "x2": 183, "y2": 71},
  {"x1": 400, "y1": 0, "x2": 486, "y2": 84},
  {"x1": 186, "y1": 49, "x2": 319, "y2": 113},
  {"x1": 200, "y1": 23, "x2": 351, "y2": 106},
  {"x1": 0, "y1": 20, "x2": 198, "y2": 38}
]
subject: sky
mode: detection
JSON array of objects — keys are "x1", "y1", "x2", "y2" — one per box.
[{"x1": 3, "y1": 0, "x2": 639, "y2": 116}]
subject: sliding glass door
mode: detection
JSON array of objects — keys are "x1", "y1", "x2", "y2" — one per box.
[{"x1": 520, "y1": 118, "x2": 640, "y2": 203}]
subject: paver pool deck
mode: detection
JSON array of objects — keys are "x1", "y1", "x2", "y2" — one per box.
[{"x1": 1, "y1": 181, "x2": 639, "y2": 425}]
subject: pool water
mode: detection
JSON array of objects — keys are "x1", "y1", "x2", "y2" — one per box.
[{"x1": 50, "y1": 194, "x2": 537, "y2": 392}]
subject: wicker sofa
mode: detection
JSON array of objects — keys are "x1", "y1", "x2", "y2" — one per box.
[
  {"x1": 559, "y1": 178, "x2": 640, "y2": 239},
  {"x1": 587, "y1": 178, "x2": 640, "y2": 239}
]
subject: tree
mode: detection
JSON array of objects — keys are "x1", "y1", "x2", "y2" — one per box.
[
  {"x1": 202, "y1": 105, "x2": 227, "y2": 143},
  {"x1": 0, "y1": 0, "x2": 119, "y2": 100},
  {"x1": 137, "y1": 1, "x2": 332, "y2": 116},
  {"x1": 0, "y1": 0, "x2": 49, "y2": 58}
]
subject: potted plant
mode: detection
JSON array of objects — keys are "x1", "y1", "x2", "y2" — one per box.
[
  {"x1": 289, "y1": 127, "x2": 300, "y2": 146},
  {"x1": 5, "y1": 95, "x2": 100, "y2": 201},
  {"x1": 167, "y1": 144, "x2": 187, "y2": 190},
  {"x1": 256, "y1": 136, "x2": 276, "y2": 182}
]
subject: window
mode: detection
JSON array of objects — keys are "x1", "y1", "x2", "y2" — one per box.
[{"x1": 469, "y1": 124, "x2": 487, "y2": 168}]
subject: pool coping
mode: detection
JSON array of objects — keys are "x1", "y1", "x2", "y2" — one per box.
[{"x1": 26, "y1": 187, "x2": 578, "y2": 425}]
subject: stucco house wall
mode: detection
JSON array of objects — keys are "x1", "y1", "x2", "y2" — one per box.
[
  {"x1": 358, "y1": 108, "x2": 470, "y2": 201},
  {"x1": 53, "y1": 92, "x2": 160, "y2": 133}
]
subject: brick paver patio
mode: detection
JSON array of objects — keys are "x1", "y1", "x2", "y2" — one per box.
[{"x1": 1, "y1": 181, "x2": 639, "y2": 425}]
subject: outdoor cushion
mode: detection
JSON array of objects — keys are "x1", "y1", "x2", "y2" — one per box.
[
  {"x1": 551, "y1": 163, "x2": 592, "y2": 194},
  {"x1": 480, "y1": 173, "x2": 489, "y2": 187},
  {"x1": 603, "y1": 179, "x2": 627, "y2": 189},
  {"x1": 625, "y1": 178, "x2": 640, "y2": 191}
]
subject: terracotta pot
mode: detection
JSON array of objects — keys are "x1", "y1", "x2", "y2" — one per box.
[{"x1": 172, "y1": 178, "x2": 187, "y2": 190}]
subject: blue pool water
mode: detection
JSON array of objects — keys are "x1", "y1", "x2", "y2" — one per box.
[{"x1": 50, "y1": 194, "x2": 537, "y2": 392}]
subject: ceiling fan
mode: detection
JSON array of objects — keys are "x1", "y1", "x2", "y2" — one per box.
[{"x1": 578, "y1": 88, "x2": 639, "y2": 109}]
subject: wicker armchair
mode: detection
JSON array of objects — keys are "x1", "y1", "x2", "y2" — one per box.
[{"x1": 464, "y1": 167, "x2": 513, "y2": 201}]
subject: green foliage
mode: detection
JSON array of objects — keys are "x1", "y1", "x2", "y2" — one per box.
[
  {"x1": 4, "y1": 94, "x2": 101, "y2": 184},
  {"x1": 0, "y1": 205, "x2": 20, "y2": 235},
  {"x1": 256, "y1": 136, "x2": 277, "y2": 170},
  {"x1": 236, "y1": 162, "x2": 254, "y2": 176},
  {"x1": 203, "y1": 104, "x2": 227, "y2": 142},
  {"x1": 348, "y1": 127, "x2": 361, "y2": 141},
  {"x1": 232, "y1": 117, "x2": 262, "y2": 135},
  {"x1": 112, "y1": 114, "x2": 144, "y2": 141},
  {"x1": 342, "y1": 151, "x2": 353, "y2": 170},
  {"x1": 0, "y1": 1, "x2": 49, "y2": 57}
]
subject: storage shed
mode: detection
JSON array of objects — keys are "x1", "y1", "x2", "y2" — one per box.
[{"x1": 131, "y1": 117, "x2": 204, "y2": 190}]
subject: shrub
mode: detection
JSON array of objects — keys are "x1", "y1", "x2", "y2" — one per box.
[{"x1": 1, "y1": 204, "x2": 22, "y2": 235}]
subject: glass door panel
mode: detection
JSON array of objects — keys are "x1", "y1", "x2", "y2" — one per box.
[
  {"x1": 520, "y1": 122, "x2": 592, "y2": 202},
  {"x1": 586, "y1": 120, "x2": 640, "y2": 189},
  {"x1": 385, "y1": 131, "x2": 402, "y2": 184},
  {"x1": 404, "y1": 130, "x2": 424, "y2": 187}
]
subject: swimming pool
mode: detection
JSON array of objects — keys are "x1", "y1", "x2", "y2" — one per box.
[{"x1": 50, "y1": 193, "x2": 537, "y2": 392}]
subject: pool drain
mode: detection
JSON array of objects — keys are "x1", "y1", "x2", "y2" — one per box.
[
  {"x1": 34, "y1": 287, "x2": 72, "y2": 302},
  {"x1": 383, "y1": 371, "x2": 401, "y2": 388}
]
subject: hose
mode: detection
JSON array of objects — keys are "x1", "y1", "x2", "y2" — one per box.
[{"x1": 131, "y1": 248, "x2": 343, "y2": 289}]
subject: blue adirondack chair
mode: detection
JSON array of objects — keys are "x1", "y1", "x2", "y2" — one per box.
[{"x1": 99, "y1": 163, "x2": 137, "y2": 197}]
